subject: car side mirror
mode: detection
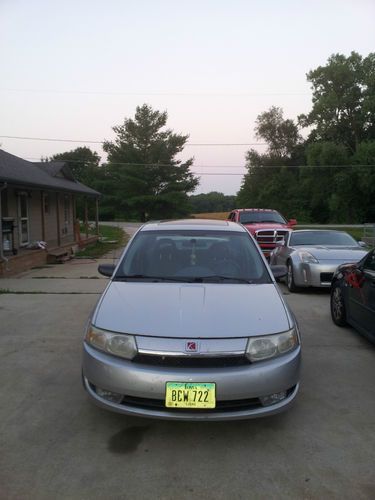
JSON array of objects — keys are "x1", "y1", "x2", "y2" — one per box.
[
  {"x1": 358, "y1": 241, "x2": 367, "y2": 248},
  {"x1": 288, "y1": 219, "x2": 297, "y2": 226},
  {"x1": 270, "y1": 265, "x2": 287, "y2": 279},
  {"x1": 98, "y1": 264, "x2": 116, "y2": 277}
]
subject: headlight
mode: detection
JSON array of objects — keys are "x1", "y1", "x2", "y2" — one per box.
[
  {"x1": 298, "y1": 251, "x2": 319, "y2": 263},
  {"x1": 85, "y1": 325, "x2": 137, "y2": 360},
  {"x1": 246, "y1": 328, "x2": 299, "y2": 362}
]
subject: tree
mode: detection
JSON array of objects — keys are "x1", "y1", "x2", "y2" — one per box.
[
  {"x1": 102, "y1": 104, "x2": 199, "y2": 220},
  {"x1": 254, "y1": 106, "x2": 301, "y2": 157},
  {"x1": 300, "y1": 142, "x2": 350, "y2": 223},
  {"x1": 50, "y1": 147, "x2": 102, "y2": 219},
  {"x1": 51, "y1": 147, "x2": 101, "y2": 186},
  {"x1": 237, "y1": 107, "x2": 305, "y2": 219},
  {"x1": 299, "y1": 51, "x2": 375, "y2": 151},
  {"x1": 189, "y1": 192, "x2": 236, "y2": 214}
]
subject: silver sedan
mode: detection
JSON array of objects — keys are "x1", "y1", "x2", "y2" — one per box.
[
  {"x1": 82, "y1": 219, "x2": 301, "y2": 421},
  {"x1": 270, "y1": 229, "x2": 368, "y2": 292}
]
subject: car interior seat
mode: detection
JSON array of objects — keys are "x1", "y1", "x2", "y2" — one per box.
[{"x1": 151, "y1": 238, "x2": 178, "y2": 275}]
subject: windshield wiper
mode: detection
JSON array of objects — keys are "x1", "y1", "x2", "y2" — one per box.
[
  {"x1": 113, "y1": 274, "x2": 194, "y2": 282},
  {"x1": 191, "y1": 275, "x2": 253, "y2": 283},
  {"x1": 113, "y1": 274, "x2": 253, "y2": 284}
]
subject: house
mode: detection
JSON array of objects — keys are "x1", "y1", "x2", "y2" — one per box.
[{"x1": 0, "y1": 149, "x2": 100, "y2": 276}]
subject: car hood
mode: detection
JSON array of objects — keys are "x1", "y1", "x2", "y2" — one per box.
[
  {"x1": 243, "y1": 223, "x2": 288, "y2": 233},
  {"x1": 93, "y1": 282, "x2": 290, "y2": 338},
  {"x1": 292, "y1": 246, "x2": 367, "y2": 261}
]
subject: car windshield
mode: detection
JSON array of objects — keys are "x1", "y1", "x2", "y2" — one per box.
[
  {"x1": 115, "y1": 230, "x2": 271, "y2": 284},
  {"x1": 239, "y1": 211, "x2": 286, "y2": 224},
  {"x1": 289, "y1": 231, "x2": 358, "y2": 247}
]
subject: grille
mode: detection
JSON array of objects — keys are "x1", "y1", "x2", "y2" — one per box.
[
  {"x1": 119, "y1": 385, "x2": 296, "y2": 413},
  {"x1": 133, "y1": 354, "x2": 249, "y2": 368},
  {"x1": 255, "y1": 230, "x2": 289, "y2": 246},
  {"x1": 320, "y1": 272, "x2": 334, "y2": 283},
  {"x1": 121, "y1": 394, "x2": 262, "y2": 413}
]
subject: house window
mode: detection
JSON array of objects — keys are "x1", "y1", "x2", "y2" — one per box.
[
  {"x1": 1, "y1": 188, "x2": 8, "y2": 217},
  {"x1": 18, "y1": 193, "x2": 29, "y2": 245}
]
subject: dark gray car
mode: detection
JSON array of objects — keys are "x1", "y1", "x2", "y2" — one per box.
[{"x1": 331, "y1": 249, "x2": 375, "y2": 343}]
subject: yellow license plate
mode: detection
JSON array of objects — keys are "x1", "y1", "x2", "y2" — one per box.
[{"x1": 165, "y1": 382, "x2": 216, "y2": 409}]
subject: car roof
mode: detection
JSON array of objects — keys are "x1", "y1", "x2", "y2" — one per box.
[
  {"x1": 140, "y1": 219, "x2": 246, "y2": 232},
  {"x1": 233, "y1": 208, "x2": 278, "y2": 212}
]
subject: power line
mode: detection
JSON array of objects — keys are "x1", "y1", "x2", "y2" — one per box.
[
  {"x1": 0, "y1": 88, "x2": 310, "y2": 97},
  {"x1": 0, "y1": 135, "x2": 266, "y2": 146},
  {"x1": 1, "y1": 135, "x2": 103, "y2": 145},
  {"x1": 23, "y1": 156, "x2": 375, "y2": 170},
  {"x1": 25, "y1": 157, "x2": 246, "y2": 167}
]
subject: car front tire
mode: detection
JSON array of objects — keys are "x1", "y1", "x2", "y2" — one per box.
[
  {"x1": 287, "y1": 262, "x2": 299, "y2": 293},
  {"x1": 330, "y1": 281, "x2": 347, "y2": 326}
]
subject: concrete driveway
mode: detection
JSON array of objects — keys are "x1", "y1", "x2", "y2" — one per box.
[{"x1": 1, "y1": 228, "x2": 375, "y2": 499}]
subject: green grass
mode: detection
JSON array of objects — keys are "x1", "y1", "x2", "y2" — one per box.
[{"x1": 75, "y1": 225, "x2": 129, "y2": 258}]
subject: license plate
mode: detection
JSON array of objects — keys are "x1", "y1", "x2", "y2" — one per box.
[{"x1": 165, "y1": 382, "x2": 216, "y2": 409}]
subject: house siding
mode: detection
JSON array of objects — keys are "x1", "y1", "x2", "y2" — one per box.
[
  {"x1": 2, "y1": 186, "x2": 76, "y2": 251},
  {"x1": 28, "y1": 191, "x2": 43, "y2": 243},
  {"x1": 42, "y1": 192, "x2": 74, "y2": 248},
  {"x1": 44, "y1": 192, "x2": 59, "y2": 247}
]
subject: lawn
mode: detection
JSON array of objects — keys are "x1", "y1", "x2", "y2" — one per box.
[{"x1": 75, "y1": 225, "x2": 128, "y2": 258}]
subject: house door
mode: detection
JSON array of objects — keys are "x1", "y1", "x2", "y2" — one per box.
[{"x1": 18, "y1": 193, "x2": 29, "y2": 246}]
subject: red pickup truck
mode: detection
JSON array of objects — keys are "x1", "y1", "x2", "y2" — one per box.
[{"x1": 228, "y1": 208, "x2": 297, "y2": 258}]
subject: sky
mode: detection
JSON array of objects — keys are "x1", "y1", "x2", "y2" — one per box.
[{"x1": 1, "y1": 0, "x2": 374, "y2": 195}]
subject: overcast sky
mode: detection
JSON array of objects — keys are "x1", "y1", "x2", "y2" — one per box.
[{"x1": 1, "y1": 0, "x2": 374, "y2": 194}]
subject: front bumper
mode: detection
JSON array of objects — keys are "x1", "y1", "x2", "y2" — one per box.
[
  {"x1": 82, "y1": 343, "x2": 301, "y2": 421},
  {"x1": 292, "y1": 262, "x2": 342, "y2": 288}
]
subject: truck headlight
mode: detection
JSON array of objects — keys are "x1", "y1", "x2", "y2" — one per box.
[
  {"x1": 85, "y1": 325, "x2": 137, "y2": 360},
  {"x1": 246, "y1": 328, "x2": 299, "y2": 362}
]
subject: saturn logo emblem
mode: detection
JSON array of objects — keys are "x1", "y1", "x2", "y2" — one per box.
[{"x1": 185, "y1": 341, "x2": 199, "y2": 352}]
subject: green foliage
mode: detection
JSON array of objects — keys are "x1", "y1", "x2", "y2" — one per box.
[
  {"x1": 189, "y1": 192, "x2": 236, "y2": 213},
  {"x1": 51, "y1": 147, "x2": 101, "y2": 185},
  {"x1": 238, "y1": 52, "x2": 375, "y2": 224},
  {"x1": 237, "y1": 107, "x2": 305, "y2": 220},
  {"x1": 51, "y1": 147, "x2": 103, "y2": 219},
  {"x1": 255, "y1": 106, "x2": 302, "y2": 157},
  {"x1": 299, "y1": 51, "x2": 375, "y2": 151},
  {"x1": 101, "y1": 104, "x2": 199, "y2": 220}
]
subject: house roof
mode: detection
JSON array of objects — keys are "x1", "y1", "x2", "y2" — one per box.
[{"x1": 0, "y1": 150, "x2": 100, "y2": 197}]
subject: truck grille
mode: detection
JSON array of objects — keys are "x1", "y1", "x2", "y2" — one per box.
[{"x1": 255, "y1": 230, "x2": 289, "y2": 246}]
